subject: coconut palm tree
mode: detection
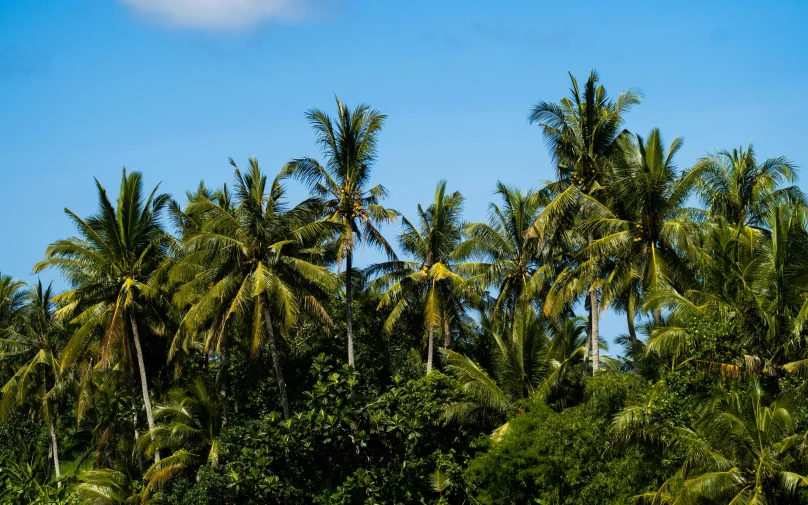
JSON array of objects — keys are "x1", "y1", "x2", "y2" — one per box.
[
  {"x1": 137, "y1": 379, "x2": 224, "y2": 501},
  {"x1": 528, "y1": 70, "x2": 641, "y2": 373},
  {"x1": 33, "y1": 169, "x2": 171, "y2": 466},
  {"x1": 140, "y1": 378, "x2": 224, "y2": 468},
  {"x1": 454, "y1": 183, "x2": 549, "y2": 323},
  {"x1": 573, "y1": 129, "x2": 702, "y2": 340},
  {"x1": 442, "y1": 307, "x2": 586, "y2": 438},
  {"x1": 76, "y1": 467, "x2": 142, "y2": 505},
  {"x1": 0, "y1": 273, "x2": 25, "y2": 331},
  {"x1": 694, "y1": 144, "x2": 802, "y2": 242},
  {"x1": 169, "y1": 158, "x2": 337, "y2": 420},
  {"x1": 283, "y1": 96, "x2": 398, "y2": 368},
  {"x1": 0, "y1": 281, "x2": 67, "y2": 487},
  {"x1": 645, "y1": 203, "x2": 808, "y2": 374},
  {"x1": 621, "y1": 380, "x2": 808, "y2": 504},
  {"x1": 367, "y1": 181, "x2": 468, "y2": 373}
]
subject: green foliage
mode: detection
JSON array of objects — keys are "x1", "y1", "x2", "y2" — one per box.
[
  {"x1": 219, "y1": 355, "x2": 476, "y2": 504},
  {"x1": 3, "y1": 71, "x2": 808, "y2": 505},
  {"x1": 467, "y1": 373, "x2": 660, "y2": 505}
]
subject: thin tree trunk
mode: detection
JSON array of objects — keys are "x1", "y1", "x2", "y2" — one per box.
[
  {"x1": 426, "y1": 326, "x2": 435, "y2": 374},
  {"x1": 653, "y1": 308, "x2": 662, "y2": 326},
  {"x1": 442, "y1": 311, "x2": 451, "y2": 348},
  {"x1": 262, "y1": 304, "x2": 290, "y2": 421},
  {"x1": 217, "y1": 340, "x2": 228, "y2": 398},
  {"x1": 627, "y1": 299, "x2": 639, "y2": 373},
  {"x1": 124, "y1": 338, "x2": 145, "y2": 474},
  {"x1": 590, "y1": 289, "x2": 600, "y2": 373},
  {"x1": 587, "y1": 232, "x2": 600, "y2": 373},
  {"x1": 128, "y1": 306, "x2": 160, "y2": 466},
  {"x1": 345, "y1": 251, "x2": 355, "y2": 368},
  {"x1": 48, "y1": 413, "x2": 61, "y2": 488},
  {"x1": 123, "y1": 343, "x2": 145, "y2": 473},
  {"x1": 583, "y1": 301, "x2": 591, "y2": 375}
]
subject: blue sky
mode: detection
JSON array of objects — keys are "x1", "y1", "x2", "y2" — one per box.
[{"x1": 1, "y1": 0, "x2": 807, "y2": 352}]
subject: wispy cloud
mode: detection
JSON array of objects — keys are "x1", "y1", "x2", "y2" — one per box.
[{"x1": 118, "y1": 0, "x2": 323, "y2": 30}]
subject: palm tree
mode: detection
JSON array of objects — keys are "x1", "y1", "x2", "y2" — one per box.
[
  {"x1": 645, "y1": 204, "x2": 808, "y2": 374},
  {"x1": 576, "y1": 129, "x2": 702, "y2": 340},
  {"x1": 140, "y1": 378, "x2": 224, "y2": 468},
  {"x1": 368, "y1": 181, "x2": 468, "y2": 373},
  {"x1": 138, "y1": 379, "x2": 224, "y2": 501},
  {"x1": 170, "y1": 158, "x2": 337, "y2": 420},
  {"x1": 284, "y1": 96, "x2": 398, "y2": 368},
  {"x1": 442, "y1": 307, "x2": 586, "y2": 438},
  {"x1": 33, "y1": 169, "x2": 171, "y2": 466},
  {"x1": 0, "y1": 281, "x2": 67, "y2": 487},
  {"x1": 619, "y1": 380, "x2": 808, "y2": 504},
  {"x1": 528, "y1": 70, "x2": 641, "y2": 373},
  {"x1": 454, "y1": 183, "x2": 548, "y2": 322},
  {"x1": 76, "y1": 468, "x2": 142, "y2": 505},
  {"x1": 694, "y1": 144, "x2": 801, "y2": 242},
  {"x1": 0, "y1": 273, "x2": 25, "y2": 330}
]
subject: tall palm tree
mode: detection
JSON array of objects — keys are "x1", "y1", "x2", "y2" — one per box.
[
  {"x1": 454, "y1": 183, "x2": 548, "y2": 322},
  {"x1": 170, "y1": 158, "x2": 337, "y2": 420},
  {"x1": 368, "y1": 181, "x2": 468, "y2": 373},
  {"x1": 528, "y1": 70, "x2": 641, "y2": 373},
  {"x1": 34, "y1": 169, "x2": 171, "y2": 466},
  {"x1": 575, "y1": 129, "x2": 701, "y2": 338},
  {"x1": 284, "y1": 96, "x2": 398, "y2": 368},
  {"x1": 0, "y1": 281, "x2": 67, "y2": 487}
]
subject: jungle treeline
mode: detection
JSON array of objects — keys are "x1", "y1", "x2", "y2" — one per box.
[{"x1": 3, "y1": 71, "x2": 808, "y2": 504}]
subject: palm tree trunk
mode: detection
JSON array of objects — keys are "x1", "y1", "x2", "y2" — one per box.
[
  {"x1": 345, "y1": 251, "x2": 355, "y2": 368},
  {"x1": 128, "y1": 306, "x2": 160, "y2": 466},
  {"x1": 426, "y1": 326, "x2": 435, "y2": 374},
  {"x1": 123, "y1": 339, "x2": 145, "y2": 474},
  {"x1": 587, "y1": 232, "x2": 600, "y2": 374},
  {"x1": 627, "y1": 293, "x2": 639, "y2": 373},
  {"x1": 261, "y1": 303, "x2": 290, "y2": 421},
  {"x1": 48, "y1": 413, "x2": 61, "y2": 488},
  {"x1": 590, "y1": 289, "x2": 600, "y2": 373},
  {"x1": 583, "y1": 303, "x2": 591, "y2": 374},
  {"x1": 217, "y1": 340, "x2": 229, "y2": 398},
  {"x1": 442, "y1": 311, "x2": 451, "y2": 348}
]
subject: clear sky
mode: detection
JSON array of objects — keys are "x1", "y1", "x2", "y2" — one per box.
[{"x1": 1, "y1": 0, "x2": 807, "y2": 353}]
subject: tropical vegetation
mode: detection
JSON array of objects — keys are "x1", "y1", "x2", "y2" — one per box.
[{"x1": 2, "y1": 78, "x2": 808, "y2": 505}]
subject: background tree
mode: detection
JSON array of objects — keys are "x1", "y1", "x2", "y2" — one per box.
[
  {"x1": 0, "y1": 281, "x2": 67, "y2": 487},
  {"x1": 284, "y1": 96, "x2": 398, "y2": 368},
  {"x1": 34, "y1": 169, "x2": 171, "y2": 467},
  {"x1": 169, "y1": 159, "x2": 337, "y2": 420},
  {"x1": 528, "y1": 70, "x2": 641, "y2": 374},
  {"x1": 368, "y1": 181, "x2": 469, "y2": 373}
]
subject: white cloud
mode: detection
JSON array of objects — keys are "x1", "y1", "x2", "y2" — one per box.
[{"x1": 118, "y1": 0, "x2": 315, "y2": 30}]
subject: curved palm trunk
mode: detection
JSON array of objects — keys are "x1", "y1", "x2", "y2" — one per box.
[
  {"x1": 583, "y1": 312, "x2": 591, "y2": 375},
  {"x1": 345, "y1": 251, "x2": 355, "y2": 368},
  {"x1": 261, "y1": 303, "x2": 290, "y2": 421},
  {"x1": 48, "y1": 413, "x2": 61, "y2": 488},
  {"x1": 128, "y1": 306, "x2": 160, "y2": 465},
  {"x1": 426, "y1": 326, "x2": 435, "y2": 374},
  {"x1": 123, "y1": 337, "x2": 145, "y2": 474}
]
